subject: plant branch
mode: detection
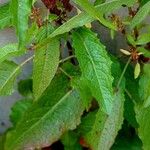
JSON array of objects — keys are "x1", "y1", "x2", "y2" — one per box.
[
  {"x1": 117, "y1": 57, "x2": 131, "y2": 88},
  {"x1": 59, "y1": 55, "x2": 75, "y2": 64}
]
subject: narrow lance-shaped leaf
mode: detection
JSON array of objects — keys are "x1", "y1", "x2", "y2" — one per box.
[
  {"x1": 73, "y1": 0, "x2": 116, "y2": 30},
  {"x1": 136, "y1": 33, "x2": 150, "y2": 45},
  {"x1": 0, "y1": 61, "x2": 20, "y2": 95},
  {"x1": 0, "y1": 56, "x2": 33, "y2": 96},
  {"x1": 10, "y1": 0, "x2": 32, "y2": 46},
  {"x1": 37, "y1": 0, "x2": 136, "y2": 48},
  {"x1": 78, "y1": 57, "x2": 125, "y2": 150},
  {"x1": 85, "y1": 89, "x2": 125, "y2": 150},
  {"x1": 0, "y1": 3, "x2": 11, "y2": 29},
  {"x1": 0, "y1": 43, "x2": 21, "y2": 63},
  {"x1": 5, "y1": 89, "x2": 84, "y2": 150},
  {"x1": 72, "y1": 28, "x2": 114, "y2": 114},
  {"x1": 130, "y1": 1, "x2": 150, "y2": 28},
  {"x1": 33, "y1": 36, "x2": 60, "y2": 100}
]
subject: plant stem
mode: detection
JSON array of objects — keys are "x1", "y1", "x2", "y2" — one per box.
[
  {"x1": 59, "y1": 67, "x2": 72, "y2": 79},
  {"x1": 117, "y1": 57, "x2": 131, "y2": 88},
  {"x1": 20, "y1": 55, "x2": 34, "y2": 67},
  {"x1": 59, "y1": 55, "x2": 75, "y2": 63}
]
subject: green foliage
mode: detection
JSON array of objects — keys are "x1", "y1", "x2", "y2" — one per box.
[
  {"x1": 0, "y1": 0, "x2": 150, "y2": 149},
  {"x1": 72, "y1": 28, "x2": 113, "y2": 114},
  {"x1": 0, "y1": 3, "x2": 11, "y2": 30},
  {"x1": 130, "y1": 1, "x2": 150, "y2": 28}
]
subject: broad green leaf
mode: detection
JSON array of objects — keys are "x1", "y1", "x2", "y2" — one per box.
[
  {"x1": 10, "y1": 99, "x2": 33, "y2": 126},
  {"x1": 33, "y1": 36, "x2": 60, "y2": 100},
  {"x1": 0, "y1": 3, "x2": 11, "y2": 29},
  {"x1": 136, "y1": 33, "x2": 150, "y2": 45},
  {"x1": 135, "y1": 105, "x2": 150, "y2": 150},
  {"x1": 139, "y1": 64, "x2": 150, "y2": 108},
  {"x1": 130, "y1": 1, "x2": 150, "y2": 28},
  {"x1": 18, "y1": 79, "x2": 33, "y2": 98},
  {"x1": 73, "y1": 0, "x2": 116, "y2": 30},
  {"x1": 85, "y1": 89, "x2": 125, "y2": 150},
  {"x1": 37, "y1": 0, "x2": 136, "y2": 48},
  {"x1": 0, "y1": 43, "x2": 20, "y2": 63},
  {"x1": 10, "y1": 0, "x2": 32, "y2": 46},
  {"x1": 0, "y1": 61, "x2": 20, "y2": 95},
  {"x1": 61, "y1": 131, "x2": 82, "y2": 150},
  {"x1": 5, "y1": 89, "x2": 84, "y2": 150},
  {"x1": 72, "y1": 28, "x2": 113, "y2": 114}
]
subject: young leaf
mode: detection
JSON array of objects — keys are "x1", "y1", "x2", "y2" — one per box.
[
  {"x1": 139, "y1": 64, "x2": 150, "y2": 108},
  {"x1": 33, "y1": 36, "x2": 60, "y2": 100},
  {"x1": 37, "y1": 0, "x2": 136, "y2": 48},
  {"x1": 5, "y1": 90, "x2": 84, "y2": 150},
  {"x1": 0, "y1": 43, "x2": 20, "y2": 63},
  {"x1": 85, "y1": 89, "x2": 125, "y2": 150},
  {"x1": 10, "y1": 99, "x2": 33, "y2": 126},
  {"x1": 136, "y1": 33, "x2": 150, "y2": 45},
  {"x1": 130, "y1": 1, "x2": 150, "y2": 28},
  {"x1": 10, "y1": 0, "x2": 32, "y2": 46},
  {"x1": 73, "y1": 0, "x2": 116, "y2": 30},
  {"x1": 0, "y1": 3, "x2": 11, "y2": 29},
  {"x1": 72, "y1": 28, "x2": 113, "y2": 114},
  {"x1": 0, "y1": 61, "x2": 20, "y2": 95}
]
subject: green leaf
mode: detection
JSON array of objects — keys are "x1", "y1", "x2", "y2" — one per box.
[
  {"x1": 61, "y1": 131, "x2": 82, "y2": 150},
  {"x1": 0, "y1": 61, "x2": 20, "y2": 95},
  {"x1": 10, "y1": 0, "x2": 32, "y2": 46},
  {"x1": 139, "y1": 64, "x2": 150, "y2": 108},
  {"x1": 94, "y1": 0, "x2": 105, "y2": 5},
  {"x1": 10, "y1": 99, "x2": 33, "y2": 126},
  {"x1": 33, "y1": 36, "x2": 60, "y2": 100},
  {"x1": 5, "y1": 89, "x2": 84, "y2": 150},
  {"x1": 140, "y1": 0, "x2": 150, "y2": 6},
  {"x1": 73, "y1": 0, "x2": 116, "y2": 30},
  {"x1": 0, "y1": 3, "x2": 11, "y2": 29},
  {"x1": 130, "y1": 1, "x2": 150, "y2": 28},
  {"x1": 134, "y1": 62, "x2": 141, "y2": 79},
  {"x1": 0, "y1": 56, "x2": 33, "y2": 96},
  {"x1": 112, "y1": 134, "x2": 142, "y2": 150},
  {"x1": 137, "y1": 47, "x2": 150, "y2": 57},
  {"x1": 18, "y1": 79, "x2": 33, "y2": 98},
  {"x1": 0, "y1": 43, "x2": 20, "y2": 63},
  {"x1": 72, "y1": 28, "x2": 113, "y2": 114},
  {"x1": 37, "y1": 0, "x2": 136, "y2": 48},
  {"x1": 135, "y1": 105, "x2": 150, "y2": 150},
  {"x1": 136, "y1": 33, "x2": 150, "y2": 45},
  {"x1": 85, "y1": 89, "x2": 125, "y2": 150},
  {"x1": 124, "y1": 94, "x2": 138, "y2": 128}
]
